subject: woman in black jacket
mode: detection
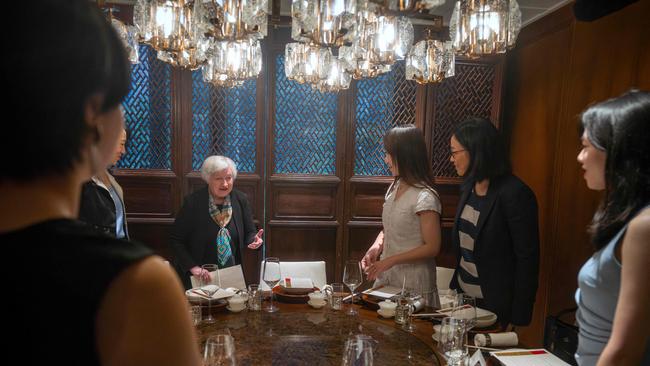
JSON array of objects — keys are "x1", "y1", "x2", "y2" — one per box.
[
  {"x1": 170, "y1": 155, "x2": 263, "y2": 289},
  {"x1": 449, "y1": 118, "x2": 540, "y2": 329}
]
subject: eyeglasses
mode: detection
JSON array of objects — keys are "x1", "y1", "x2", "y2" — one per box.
[{"x1": 450, "y1": 149, "x2": 467, "y2": 158}]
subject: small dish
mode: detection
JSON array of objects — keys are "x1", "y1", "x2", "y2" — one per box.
[
  {"x1": 226, "y1": 305, "x2": 246, "y2": 313},
  {"x1": 377, "y1": 309, "x2": 395, "y2": 319},
  {"x1": 307, "y1": 300, "x2": 327, "y2": 309},
  {"x1": 279, "y1": 278, "x2": 314, "y2": 294}
]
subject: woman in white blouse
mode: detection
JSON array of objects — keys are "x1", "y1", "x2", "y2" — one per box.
[{"x1": 362, "y1": 124, "x2": 442, "y2": 303}]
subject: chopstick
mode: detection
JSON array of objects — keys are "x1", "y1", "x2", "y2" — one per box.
[
  {"x1": 411, "y1": 313, "x2": 447, "y2": 318},
  {"x1": 466, "y1": 345, "x2": 500, "y2": 352}
]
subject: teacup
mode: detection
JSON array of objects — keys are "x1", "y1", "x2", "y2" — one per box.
[
  {"x1": 228, "y1": 295, "x2": 247, "y2": 310},
  {"x1": 308, "y1": 299, "x2": 327, "y2": 309},
  {"x1": 308, "y1": 291, "x2": 326, "y2": 303},
  {"x1": 378, "y1": 299, "x2": 397, "y2": 314}
]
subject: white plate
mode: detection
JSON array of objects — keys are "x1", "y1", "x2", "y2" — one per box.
[
  {"x1": 185, "y1": 287, "x2": 236, "y2": 301},
  {"x1": 435, "y1": 307, "x2": 498, "y2": 328},
  {"x1": 377, "y1": 309, "x2": 395, "y2": 319}
]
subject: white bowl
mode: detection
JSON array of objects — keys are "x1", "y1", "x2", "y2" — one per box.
[
  {"x1": 227, "y1": 305, "x2": 246, "y2": 313},
  {"x1": 307, "y1": 300, "x2": 327, "y2": 309},
  {"x1": 377, "y1": 309, "x2": 395, "y2": 319}
]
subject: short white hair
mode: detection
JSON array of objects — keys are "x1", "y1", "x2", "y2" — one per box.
[{"x1": 200, "y1": 155, "x2": 238, "y2": 182}]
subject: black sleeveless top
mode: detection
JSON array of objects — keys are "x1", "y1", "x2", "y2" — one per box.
[{"x1": 0, "y1": 219, "x2": 152, "y2": 365}]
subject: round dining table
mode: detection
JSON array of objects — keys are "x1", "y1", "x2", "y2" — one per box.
[{"x1": 195, "y1": 301, "x2": 445, "y2": 365}]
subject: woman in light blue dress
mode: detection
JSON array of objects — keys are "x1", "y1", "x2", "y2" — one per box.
[{"x1": 574, "y1": 90, "x2": 650, "y2": 366}]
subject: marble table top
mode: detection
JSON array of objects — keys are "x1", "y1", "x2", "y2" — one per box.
[{"x1": 196, "y1": 303, "x2": 443, "y2": 365}]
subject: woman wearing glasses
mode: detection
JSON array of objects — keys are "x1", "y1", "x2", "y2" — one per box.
[{"x1": 448, "y1": 118, "x2": 540, "y2": 330}]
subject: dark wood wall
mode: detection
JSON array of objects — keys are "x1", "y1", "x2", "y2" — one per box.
[{"x1": 503, "y1": 0, "x2": 650, "y2": 346}]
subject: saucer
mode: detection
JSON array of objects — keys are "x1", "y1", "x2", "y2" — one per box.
[
  {"x1": 377, "y1": 309, "x2": 395, "y2": 319},
  {"x1": 226, "y1": 305, "x2": 246, "y2": 313},
  {"x1": 307, "y1": 300, "x2": 327, "y2": 309}
]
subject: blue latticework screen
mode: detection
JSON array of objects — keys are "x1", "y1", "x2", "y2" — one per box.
[
  {"x1": 354, "y1": 61, "x2": 416, "y2": 176},
  {"x1": 191, "y1": 72, "x2": 257, "y2": 173},
  {"x1": 118, "y1": 44, "x2": 172, "y2": 170},
  {"x1": 274, "y1": 55, "x2": 337, "y2": 175},
  {"x1": 430, "y1": 63, "x2": 495, "y2": 177}
]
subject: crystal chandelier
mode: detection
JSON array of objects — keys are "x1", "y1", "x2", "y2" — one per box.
[
  {"x1": 312, "y1": 58, "x2": 352, "y2": 92},
  {"x1": 285, "y1": 42, "x2": 333, "y2": 85},
  {"x1": 450, "y1": 0, "x2": 521, "y2": 58},
  {"x1": 134, "y1": 0, "x2": 268, "y2": 85},
  {"x1": 406, "y1": 35, "x2": 454, "y2": 84}
]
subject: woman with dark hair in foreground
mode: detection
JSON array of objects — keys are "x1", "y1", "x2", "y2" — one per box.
[
  {"x1": 575, "y1": 90, "x2": 650, "y2": 366},
  {"x1": 0, "y1": 1, "x2": 201, "y2": 365}
]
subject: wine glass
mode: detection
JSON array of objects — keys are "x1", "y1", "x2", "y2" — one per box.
[
  {"x1": 262, "y1": 257, "x2": 281, "y2": 313},
  {"x1": 402, "y1": 288, "x2": 421, "y2": 332},
  {"x1": 203, "y1": 334, "x2": 236, "y2": 366},
  {"x1": 200, "y1": 263, "x2": 220, "y2": 324},
  {"x1": 343, "y1": 260, "x2": 363, "y2": 316}
]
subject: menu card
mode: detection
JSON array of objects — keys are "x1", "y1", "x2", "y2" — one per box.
[{"x1": 490, "y1": 349, "x2": 572, "y2": 366}]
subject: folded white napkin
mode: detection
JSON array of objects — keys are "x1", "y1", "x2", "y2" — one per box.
[
  {"x1": 474, "y1": 332, "x2": 518, "y2": 347},
  {"x1": 188, "y1": 286, "x2": 236, "y2": 300}
]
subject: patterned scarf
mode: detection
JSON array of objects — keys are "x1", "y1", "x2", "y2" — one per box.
[{"x1": 209, "y1": 194, "x2": 233, "y2": 267}]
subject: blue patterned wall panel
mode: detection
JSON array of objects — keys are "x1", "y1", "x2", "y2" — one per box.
[
  {"x1": 354, "y1": 61, "x2": 416, "y2": 176},
  {"x1": 191, "y1": 72, "x2": 257, "y2": 173},
  {"x1": 119, "y1": 44, "x2": 172, "y2": 170},
  {"x1": 274, "y1": 55, "x2": 337, "y2": 175}
]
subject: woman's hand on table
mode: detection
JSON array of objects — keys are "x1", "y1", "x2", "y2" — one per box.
[{"x1": 247, "y1": 229, "x2": 264, "y2": 249}]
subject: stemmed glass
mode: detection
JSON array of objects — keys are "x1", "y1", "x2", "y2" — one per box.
[
  {"x1": 200, "y1": 263, "x2": 220, "y2": 324},
  {"x1": 341, "y1": 335, "x2": 375, "y2": 366},
  {"x1": 343, "y1": 260, "x2": 363, "y2": 316},
  {"x1": 203, "y1": 334, "x2": 236, "y2": 366},
  {"x1": 262, "y1": 257, "x2": 281, "y2": 313},
  {"x1": 402, "y1": 288, "x2": 421, "y2": 332}
]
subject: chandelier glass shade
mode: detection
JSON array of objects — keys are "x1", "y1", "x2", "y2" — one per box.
[
  {"x1": 450, "y1": 0, "x2": 521, "y2": 58},
  {"x1": 109, "y1": 16, "x2": 140, "y2": 64},
  {"x1": 202, "y1": 38, "x2": 262, "y2": 86},
  {"x1": 405, "y1": 38, "x2": 454, "y2": 84},
  {"x1": 291, "y1": 0, "x2": 357, "y2": 47}
]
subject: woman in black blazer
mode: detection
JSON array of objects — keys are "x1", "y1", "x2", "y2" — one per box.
[
  {"x1": 170, "y1": 156, "x2": 263, "y2": 289},
  {"x1": 448, "y1": 118, "x2": 540, "y2": 329}
]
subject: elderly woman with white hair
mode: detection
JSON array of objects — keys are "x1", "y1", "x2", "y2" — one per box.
[{"x1": 170, "y1": 155, "x2": 263, "y2": 289}]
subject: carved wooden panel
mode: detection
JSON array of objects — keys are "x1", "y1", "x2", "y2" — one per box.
[{"x1": 272, "y1": 184, "x2": 337, "y2": 220}]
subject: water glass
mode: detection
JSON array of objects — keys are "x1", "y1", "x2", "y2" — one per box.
[
  {"x1": 439, "y1": 317, "x2": 468, "y2": 366},
  {"x1": 203, "y1": 334, "x2": 236, "y2": 366},
  {"x1": 394, "y1": 294, "x2": 409, "y2": 325},
  {"x1": 342, "y1": 335, "x2": 376, "y2": 366},
  {"x1": 247, "y1": 284, "x2": 262, "y2": 311},
  {"x1": 189, "y1": 305, "x2": 202, "y2": 326},
  {"x1": 329, "y1": 283, "x2": 345, "y2": 311},
  {"x1": 452, "y1": 294, "x2": 477, "y2": 331},
  {"x1": 438, "y1": 289, "x2": 457, "y2": 310}
]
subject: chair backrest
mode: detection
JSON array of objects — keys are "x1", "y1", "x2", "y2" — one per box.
[
  {"x1": 259, "y1": 261, "x2": 327, "y2": 290},
  {"x1": 436, "y1": 267, "x2": 455, "y2": 291}
]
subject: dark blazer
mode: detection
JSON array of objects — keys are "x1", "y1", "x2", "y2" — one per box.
[
  {"x1": 78, "y1": 176, "x2": 129, "y2": 239},
  {"x1": 449, "y1": 174, "x2": 540, "y2": 326},
  {"x1": 169, "y1": 187, "x2": 260, "y2": 289}
]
